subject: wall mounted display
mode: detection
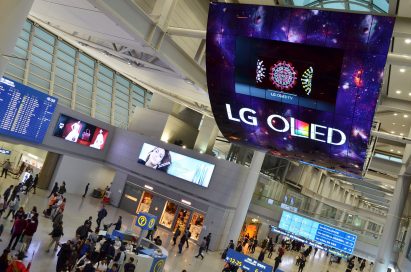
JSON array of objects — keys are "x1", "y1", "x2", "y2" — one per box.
[
  {"x1": 0, "y1": 77, "x2": 57, "y2": 144},
  {"x1": 278, "y1": 211, "x2": 357, "y2": 255},
  {"x1": 138, "y1": 143, "x2": 215, "y2": 187},
  {"x1": 53, "y1": 114, "x2": 109, "y2": 150},
  {"x1": 206, "y1": 3, "x2": 395, "y2": 176},
  {"x1": 225, "y1": 248, "x2": 273, "y2": 272}
]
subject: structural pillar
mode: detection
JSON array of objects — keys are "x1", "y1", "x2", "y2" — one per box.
[
  {"x1": 193, "y1": 116, "x2": 218, "y2": 154},
  {"x1": 337, "y1": 210, "x2": 346, "y2": 227},
  {"x1": 373, "y1": 174, "x2": 411, "y2": 272},
  {"x1": 314, "y1": 198, "x2": 324, "y2": 219},
  {"x1": 228, "y1": 150, "x2": 265, "y2": 243},
  {"x1": 0, "y1": 0, "x2": 34, "y2": 78}
]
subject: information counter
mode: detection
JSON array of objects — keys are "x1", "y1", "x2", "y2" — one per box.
[{"x1": 111, "y1": 230, "x2": 168, "y2": 272}]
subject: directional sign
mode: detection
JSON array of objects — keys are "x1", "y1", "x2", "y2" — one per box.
[
  {"x1": 225, "y1": 249, "x2": 273, "y2": 272},
  {"x1": 135, "y1": 212, "x2": 157, "y2": 231}
]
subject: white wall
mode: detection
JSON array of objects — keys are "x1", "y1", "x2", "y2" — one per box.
[{"x1": 51, "y1": 155, "x2": 116, "y2": 195}]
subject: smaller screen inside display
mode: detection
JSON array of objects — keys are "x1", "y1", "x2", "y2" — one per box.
[{"x1": 53, "y1": 114, "x2": 109, "y2": 150}]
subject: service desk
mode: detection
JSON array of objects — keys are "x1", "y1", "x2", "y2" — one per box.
[{"x1": 110, "y1": 230, "x2": 168, "y2": 272}]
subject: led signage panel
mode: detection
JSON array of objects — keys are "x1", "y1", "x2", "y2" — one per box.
[
  {"x1": 138, "y1": 143, "x2": 215, "y2": 187},
  {"x1": 53, "y1": 114, "x2": 109, "y2": 150},
  {"x1": 279, "y1": 211, "x2": 357, "y2": 254},
  {"x1": 206, "y1": 3, "x2": 395, "y2": 175},
  {"x1": 0, "y1": 77, "x2": 57, "y2": 144},
  {"x1": 225, "y1": 248, "x2": 273, "y2": 272}
]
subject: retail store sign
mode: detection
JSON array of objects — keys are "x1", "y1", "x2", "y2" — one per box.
[
  {"x1": 0, "y1": 148, "x2": 11, "y2": 155},
  {"x1": 135, "y1": 212, "x2": 157, "y2": 231},
  {"x1": 225, "y1": 248, "x2": 273, "y2": 272}
]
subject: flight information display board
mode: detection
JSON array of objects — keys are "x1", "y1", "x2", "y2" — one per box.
[
  {"x1": 279, "y1": 211, "x2": 357, "y2": 254},
  {"x1": 0, "y1": 77, "x2": 57, "y2": 144}
]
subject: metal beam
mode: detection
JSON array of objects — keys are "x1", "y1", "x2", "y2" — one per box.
[
  {"x1": 88, "y1": 0, "x2": 207, "y2": 91},
  {"x1": 167, "y1": 27, "x2": 207, "y2": 39}
]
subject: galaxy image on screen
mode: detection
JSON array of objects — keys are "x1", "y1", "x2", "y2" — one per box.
[{"x1": 206, "y1": 3, "x2": 395, "y2": 176}]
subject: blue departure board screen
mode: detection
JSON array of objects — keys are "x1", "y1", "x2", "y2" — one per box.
[
  {"x1": 0, "y1": 77, "x2": 57, "y2": 144},
  {"x1": 279, "y1": 211, "x2": 357, "y2": 254}
]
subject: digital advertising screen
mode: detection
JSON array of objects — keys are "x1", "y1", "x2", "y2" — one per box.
[
  {"x1": 206, "y1": 3, "x2": 395, "y2": 176},
  {"x1": 225, "y1": 248, "x2": 273, "y2": 272},
  {"x1": 53, "y1": 114, "x2": 109, "y2": 150},
  {"x1": 0, "y1": 77, "x2": 57, "y2": 144},
  {"x1": 278, "y1": 211, "x2": 357, "y2": 255},
  {"x1": 138, "y1": 143, "x2": 215, "y2": 188}
]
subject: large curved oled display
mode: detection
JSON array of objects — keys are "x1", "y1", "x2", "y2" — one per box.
[{"x1": 206, "y1": 3, "x2": 394, "y2": 176}]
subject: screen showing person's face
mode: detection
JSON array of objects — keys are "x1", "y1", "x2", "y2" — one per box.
[{"x1": 147, "y1": 148, "x2": 165, "y2": 167}]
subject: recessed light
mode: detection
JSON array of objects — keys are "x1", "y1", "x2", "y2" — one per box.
[
  {"x1": 400, "y1": 68, "x2": 406, "y2": 73},
  {"x1": 396, "y1": 90, "x2": 402, "y2": 94},
  {"x1": 406, "y1": 39, "x2": 411, "y2": 44},
  {"x1": 391, "y1": 131, "x2": 395, "y2": 134},
  {"x1": 392, "y1": 123, "x2": 396, "y2": 125},
  {"x1": 397, "y1": 150, "x2": 401, "y2": 154},
  {"x1": 404, "y1": 114, "x2": 409, "y2": 118},
  {"x1": 394, "y1": 113, "x2": 398, "y2": 116},
  {"x1": 402, "y1": 124, "x2": 406, "y2": 127},
  {"x1": 400, "y1": 133, "x2": 404, "y2": 136},
  {"x1": 390, "y1": 149, "x2": 394, "y2": 152}
]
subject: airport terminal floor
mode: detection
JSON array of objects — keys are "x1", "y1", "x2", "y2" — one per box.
[{"x1": 0, "y1": 175, "x2": 372, "y2": 272}]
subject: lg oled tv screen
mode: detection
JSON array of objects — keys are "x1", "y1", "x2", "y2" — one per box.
[
  {"x1": 206, "y1": 3, "x2": 395, "y2": 176},
  {"x1": 138, "y1": 143, "x2": 215, "y2": 188},
  {"x1": 53, "y1": 114, "x2": 109, "y2": 150}
]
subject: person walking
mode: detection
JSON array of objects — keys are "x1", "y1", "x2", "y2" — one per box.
[
  {"x1": 123, "y1": 257, "x2": 136, "y2": 272},
  {"x1": 48, "y1": 182, "x2": 59, "y2": 198},
  {"x1": 58, "y1": 181, "x2": 66, "y2": 195},
  {"x1": 4, "y1": 196, "x2": 19, "y2": 220},
  {"x1": 96, "y1": 205, "x2": 108, "y2": 229},
  {"x1": 359, "y1": 259, "x2": 366, "y2": 271},
  {"x1": 258, "y1": 250, "x2": 265, "y2": 262},
  {"x1": 0, "y1": 160, "x2": 11, "y2": 179},
  {"x1": 20, "y1": 213, "x2": 38, "y2": 252},
  {"x1": 178, "y1": 233, "x2": 187, "y2": 254},
  {"x1": 6, "y1": 252, "x2": 31, "y2": 272},
  {"x1": 273, "y1": 255, "x2": 282, "y2": 272},
  {"x1": 46, "y1": 221, "x2": 64, "y2": 252},
  {"x1": 0, "y1": 249, "x2": 10, "y2": 272},
  {"x1": 268, "y1": 242, "x2": 274, "y2": 258},
  {"x1": 30, "y1": 174, "x2": 38, "y2": 194},
  {"x1": 195, "y1": 237, "x2": 207, "y2": 260},
  {"x1": 7, "y1": 215, "x2": 26, "y2": 250},
  {"x1": 83, "y1": 183, "x2": 90, "y2": 198},
  {"x1": 56, "y1": 240, "x2": 72, "y2": 272},
  {"x1": 205, "y1": 233, "x2": 212, "y2": 252},
  {"x1": 184, "y1": 228, "x2": 191, "y2": 248},
  {"x1": 114, "y1": 216, "x2": 122, "y2": 231},
  {"x1": 172, "y1": 227, "x2": 181, "y2": 246},
  {"x1": 298, "y1": 255, "x2": 306, "y2": 272},
  {"x1": 2, "y1": 186, "x2": 13, "y2": 205}
]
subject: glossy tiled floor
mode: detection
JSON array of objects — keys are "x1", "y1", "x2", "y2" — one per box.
[{"x1": 0, "y1": 175, "x2": 373, "y2": 272}]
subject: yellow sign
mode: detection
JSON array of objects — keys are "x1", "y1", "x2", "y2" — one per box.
[
  {"x1": 148, "y1": 218, "x2": 156, "y2": 229},
  {"x1": 137, "y1": 215, "x2": 147, "y2": 227},
  {"x1": 153, "y1": 260, "x2": 165, "y2": 272}
]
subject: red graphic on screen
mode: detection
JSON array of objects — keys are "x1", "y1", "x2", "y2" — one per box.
[{"x1": 269, "y1": 61, "x2": 298, "y2": 90}]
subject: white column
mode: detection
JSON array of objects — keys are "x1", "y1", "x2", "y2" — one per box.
[
  {"x1": 314, "y1": 198, "x2": 324, "y2": 219},
  {"x1": 373, "y1": 174, "x2": 411, "y2": 272},
  {"x1": 228, "y1": 150, "x2": 265, "y2": 243},
  {"x1": 0, "y1": 0, "x2": 34, "y2": 77},
  {"x1": 194, "y1": 116, "x2": 218, "y2": 154},
  {"x1": 337, "y1": 210, "x2": 346, "y2": 227}
]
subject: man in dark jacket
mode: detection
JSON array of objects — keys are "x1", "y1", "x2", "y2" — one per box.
[
  {"x1": 57, "y1": 240, "x2": 72, "y2": 272},
  {"x1": 3, "y1": 185, "x2": 13, "y2": 204},
  {"x1": 48, "y1": 182, "x2": 59, "y2": 198},
  {"x1": 114, "y1": 216, "x2": 122, "y2": 231},
  {"x1": 76, "y1": 224, "x2": 89, "y2": 240},
  {"x1": 96, "y1": 205, "x2": 108, "y2": 228}
]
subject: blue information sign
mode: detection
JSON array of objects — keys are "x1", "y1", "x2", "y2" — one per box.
[
  {"x1": 225, "y1": 249, "x2": 273, "y2": 272},
  {"x1": 278, "y1": 211, "x2": 357, "y2": 254},
  {"x1": 135, "y1": 212, "x2": 157, "y2": 231},
  {"x1": 0, "y1": 77, "x2": 57, "y2": 144}
]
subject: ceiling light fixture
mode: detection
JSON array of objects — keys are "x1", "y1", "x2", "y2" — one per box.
[
  {"x1": 406, "y1": 39, "x2": 411, "y2": 44},
  {"x1": 390, "y1": 149, "x2": 394, "y2": 152},
  {"x1": 396, "y1": 90, "x2": 402, "y2": 94},
  {"x1": 392, "y1": 123, "x2": 396, "y2": 125},
  {"x1": 394, "y1": 113, "x2": 398, "y2": 116},
  {"x1": 400, "y1": 133, "x2": 404, "y2": 136},
  {"x1": 409, "y1": 92, "x2": 411, "y2": 96},
  {"x1": 184, "y1": 78, "x2": 195, "y2": 85},
  {"x1": 404, "y1": 114, "x2": 409, "y2": 118},
  {"x1": 400, "y1": 68, "x2": 406, "y2": 73},
  {"x1": 402, "y1": 124, "x2": 406, "y2": 127},
  {"x1": 397, "y1": 151, "x2": 401, "y2": 154},
  {"x1": 391, "y1": 131, "x2": 395, "y2": 134}
]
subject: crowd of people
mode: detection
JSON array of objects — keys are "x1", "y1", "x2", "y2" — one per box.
[{"x1": 221, "y1": 233, "x2": 372, "y2": 272}]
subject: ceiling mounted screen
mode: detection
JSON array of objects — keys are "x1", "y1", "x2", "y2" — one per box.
[{"x1": 206, "y1": 3, "x2": 395, "y2": 176}]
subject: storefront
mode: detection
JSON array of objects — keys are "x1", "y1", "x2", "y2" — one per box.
[{"x1": 119, "y1": 182, "x2": 206, "y2": 241}]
